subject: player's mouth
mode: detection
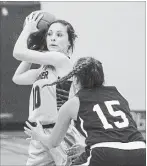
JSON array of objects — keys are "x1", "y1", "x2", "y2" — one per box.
[{"x1": 49, "y1": 44, "x2": 58, "y2": 47}]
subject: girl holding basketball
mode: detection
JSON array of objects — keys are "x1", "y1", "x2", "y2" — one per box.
[{"x1": 13, "y1": 11, "x2": 85, "y2": 166}]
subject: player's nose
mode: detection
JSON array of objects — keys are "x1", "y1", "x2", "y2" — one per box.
[{"x1": 50, "y1": 34, "x2": 56, "y2": 41}]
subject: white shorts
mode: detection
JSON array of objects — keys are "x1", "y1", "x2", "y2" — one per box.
[{"x1": 26, "y1": 124, "x2": 85, "y2": 166}]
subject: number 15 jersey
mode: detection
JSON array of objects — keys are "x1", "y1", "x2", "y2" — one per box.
[{"x1": 75, "y1": 86, "x2": 144, "y2": 147}]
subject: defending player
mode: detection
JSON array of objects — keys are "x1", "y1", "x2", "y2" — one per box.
[
  {"x1": 25, "y1": 57, "x2": 146, "y2": 166},
  {"x1": 13, "y1": 11, "x2": 85, "y2": 166}
]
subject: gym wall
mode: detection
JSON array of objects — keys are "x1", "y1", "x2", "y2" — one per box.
[{"x1": 0, "y1": 2, "x2": 40, "y2": 130}]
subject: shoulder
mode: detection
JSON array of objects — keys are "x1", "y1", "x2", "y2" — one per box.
[
  {"x1": 65, "y1": 96, "x2": 80, "y2": 107},
  {"x1": 60, "y1": 96, "x2": 80, "y2": 120},
  {"x1": 45, "y1": 51, "x2": 72, "y2": 69},
  {"x1": 45, "y1": 51, "x2": 70, "y2": 61}
]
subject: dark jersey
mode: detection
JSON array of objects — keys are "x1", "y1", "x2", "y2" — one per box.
[{"x1": 75, "y1": 86, "x2": 144, "y2": 147}]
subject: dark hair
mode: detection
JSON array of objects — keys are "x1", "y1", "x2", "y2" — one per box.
[
  {"x1": 27, "y1": 19, "x2": 77, "y2": 53},
  {"x1": 43, "y1": 57, "x2": 104, "y2": 89},
  {"x1": 27, "y1": 29, "x2": 48, "y2": 51},
  {"x1": 48, "y1": 20, "x2": 77, "y2": 53}
]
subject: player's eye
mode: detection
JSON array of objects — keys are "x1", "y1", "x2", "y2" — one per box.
[
  {"x1": 57, "y1": 33, "x2": 63, "y2": 37},
  {"x1": 47, "y1": 32, "x2": 52, "y2": 36}
]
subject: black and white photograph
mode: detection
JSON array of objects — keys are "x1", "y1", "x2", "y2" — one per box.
[{"x1": 0, "y1": 1, "x2": 146, "y2": 166}]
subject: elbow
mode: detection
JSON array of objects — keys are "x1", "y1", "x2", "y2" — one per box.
[
  {"x1": 12, "y1": 75, "x2": 18, "y2": 84},
  {"x1": 13, "y1": 48, "x2": 25, "y2": 61},
  {"x1": 12, "y1": 75, "x2": 22, "y2": 85},
  {"x1": 12, "y1": 77, "x2": 17, "y2": 84},
  {"x1": 12, "y1": 75, "x2": 33, "y2": 85},
  {"x1": 13, "y1": 48, "x2": 20, "y2": 60},
  {"x1": 13, "y1": 53, "x2": 22, "y2": 61}
]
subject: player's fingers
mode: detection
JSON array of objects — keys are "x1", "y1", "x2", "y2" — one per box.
[
  {"x1": 25, "y1": 121, "x2": 33, "y2": 130},
  {"x1": 32, "y1": 11, "x2": 40, "y2": 19},
  {"x1": 67, "y1": 149, "x2": 77, "y2": 156},
  {"x1": 69, "y1": 145, "x2": 79, "y2": 151},
  {"x1": 28, "y1": 12, "x2": 34, "y2": 21},
  {"x1": 36, "y1": 13, "x2": 44, "y2": 23},
  {"x1": 26, "y1": 137, "x2": 32, "y2": 141},
  {"x1": 24, "y1": 126, "x2": 32, "y2": 133},
  {"x1": 68, "y1": 143, "x2": 80, "y2": 149},
  {"x1": 67, "y1": 146, "x2": 79, "y2": 154},
  {"x1": 68, "y1": 153, "x2": 80, "y2": 160},
  {"x1": 33, "y1": 11, "x2": 43, "y2": 21},
  {"x1": 25, "y1": 17, "x2": 29, "y2": 24},
  {"x1": 24, "y1": 130, "x2": 31, "y2": 137}
]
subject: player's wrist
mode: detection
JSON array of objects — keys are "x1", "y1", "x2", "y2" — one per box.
[
  {"x1": 40, "y1": 134, "x2": 53, "y2": 149},
  {"x1": 22, "y1": 27, "x2": 32, "y2": 36}
]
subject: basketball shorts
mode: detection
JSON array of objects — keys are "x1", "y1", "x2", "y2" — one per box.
[
  {"x1": 71, "y1": 147, "x2": 146, "y2": 166},
  {"x1": 26, "y1": 124, "x2": 85, "y2": 166}
]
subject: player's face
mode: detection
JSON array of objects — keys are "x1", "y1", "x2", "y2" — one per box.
[{"x1": 46, "y1": 23, "x2": 70, "y2": 54}]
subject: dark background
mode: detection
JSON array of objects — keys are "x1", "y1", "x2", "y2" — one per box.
[{"x1": 0, "y1": 2, "x2": 40, "y2": 130}]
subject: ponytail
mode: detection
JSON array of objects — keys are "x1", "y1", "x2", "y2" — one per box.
[{"x1": 42, "y1": 58, "x2": 91, "y2": 88}]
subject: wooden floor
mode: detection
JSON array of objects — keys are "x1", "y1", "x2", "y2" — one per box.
[{"x1": 1, "y1": 131, "x2": 29, "y2": 166}]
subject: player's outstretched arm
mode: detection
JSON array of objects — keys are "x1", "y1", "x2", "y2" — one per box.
[
  {"x1": 43, "y1": 96, "x2": 80, "y2": 148},
  {"x1": 24, "y1": 96, "x2": 80, "y2": 149}
]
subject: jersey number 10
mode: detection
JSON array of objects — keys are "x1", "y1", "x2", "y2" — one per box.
[
  {"x1": 93, "y1": 100, "x2": 129, "y2": 129},
  {"x1": 33, "y1": 86, "x2": 41, "y2": 110}
]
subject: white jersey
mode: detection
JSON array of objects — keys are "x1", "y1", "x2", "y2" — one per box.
[{"x1": 28, "y1": 66, "x2": 58, "y2": 124}]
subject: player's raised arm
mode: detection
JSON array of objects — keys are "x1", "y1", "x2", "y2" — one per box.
[
  {"x1": 13, "y1": 11, "x2": 43, "y2": 60},
  {"x1": 13, "y1": 11, "x2": 72, "y2": 69}
]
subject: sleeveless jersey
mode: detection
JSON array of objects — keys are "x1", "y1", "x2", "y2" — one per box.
[
  {"x1": 28, "y1": 65, "x2": 72, "y2": 124},
  {"x1": 75, "y1": 86, "x2": 144, "y2": 147},
  {"x1": 28, "y1": 66, "x2": 58, "y2": 124}
]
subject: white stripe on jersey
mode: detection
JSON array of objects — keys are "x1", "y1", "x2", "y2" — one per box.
[{"x1": 79, "y1": 117, "x2": 88, "y2": 138}]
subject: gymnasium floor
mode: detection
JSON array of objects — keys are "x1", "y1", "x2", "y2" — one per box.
[{"x1": 1, "y1": 131, "x2": 29, "y2": 165}]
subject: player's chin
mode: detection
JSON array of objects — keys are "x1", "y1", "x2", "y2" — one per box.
[
  {"x1": 48, "y1": 47, "x2": 62, "y2": 53},
  {"x1": 48, "y1": 47, "x2": 57, "y2": 51}
]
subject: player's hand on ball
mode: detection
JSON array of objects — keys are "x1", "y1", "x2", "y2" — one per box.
[
  {"x1": 24, "y1": 11, "x2": 43, "y2": 34},
  {"x1": 24, "y1": 120, "x2": 45, "y2": 141}
]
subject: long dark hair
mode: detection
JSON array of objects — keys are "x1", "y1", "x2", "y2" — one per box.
[
  {"x1": 27, "y1": 19, "x2": 77, "y2": 53},
  {"x1": 27, "y1": 29, "x2": 48, "y2": 51},
  {"x1": 43, "y1": 57, "x2": 104, "y2": 89}
]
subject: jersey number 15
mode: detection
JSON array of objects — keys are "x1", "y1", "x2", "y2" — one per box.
[{"x1": 93, "y1": 100, "x2": 129, "y2": 129}]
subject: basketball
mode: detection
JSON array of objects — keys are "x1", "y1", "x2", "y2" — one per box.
[
  {"x1": 24, "y1": 10, "x2": 56, "y2": 30},
  {"x1": 36, "y1": 11, "x2": 56, "y2": 30},
  {"x1": 24, "y1": 11, "x2": 56, "y2": 50}
]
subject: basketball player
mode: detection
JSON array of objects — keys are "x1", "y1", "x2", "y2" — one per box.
[
  {"x1": 13, "y1": 11, "x2": 85, "y2": 166},
  {"x1": 24, "y1": 57, "x2": 146, "y2": 166}
]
